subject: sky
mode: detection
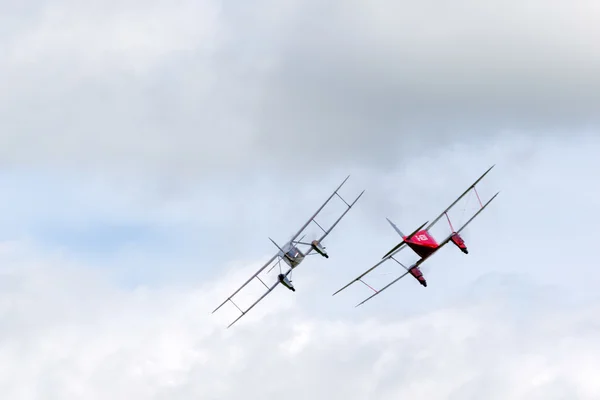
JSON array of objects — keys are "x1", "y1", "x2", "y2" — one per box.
[{"x1": 1, "y1": 0, "x2": 600, "y2": 399}]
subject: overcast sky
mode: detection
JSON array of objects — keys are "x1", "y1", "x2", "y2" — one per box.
[{"x1": 1, "y1": 1, "x2": 600, "y2": 399}]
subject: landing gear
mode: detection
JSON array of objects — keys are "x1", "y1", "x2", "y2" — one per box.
[
  {"x1": 310, "y1": 240, "x2": 329, "y2": 258},
  {"x1": 278, "y1": 274, "x2": 295, "y2": 291}
]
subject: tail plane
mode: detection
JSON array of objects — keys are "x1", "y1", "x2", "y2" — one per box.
[{"x1": 386, "y1": 218, "x2": 406, "y2": 238}]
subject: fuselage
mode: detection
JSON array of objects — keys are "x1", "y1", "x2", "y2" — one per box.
[
  {"x1": 281, "y1": 242, "x2": 305, "y2": 268},
  {"x1": 404, "y1": 229, "x2": 439, "y2": 258}
]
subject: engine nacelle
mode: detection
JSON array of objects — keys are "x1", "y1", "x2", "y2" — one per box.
[
  {"x1": 409, "y1": 266, "x2": 427, "y2": 287},
  {"x1": 450, "y1": 233, "x2": 468, "y2": 254},
  {"x1": 278, "y1": 274, "x2": 295, "y2": 291},
  {"x1": 311, "y1": 240, "x2": 329, "y2": 258}
]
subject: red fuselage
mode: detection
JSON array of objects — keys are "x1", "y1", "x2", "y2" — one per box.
[{"x1": 405, "y1": 230, "x2": 439, "y2": 258}]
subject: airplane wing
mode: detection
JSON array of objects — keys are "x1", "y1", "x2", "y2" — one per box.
[
  {"x1": 288, "y1": 175, "x2": 365, "y2": 244},
  {"x1": 353, "y1": 189, "x2": 500, "y2": 307},
  {"x1": 354, "y1": 256, "x2": 425, "y2": 307},
  {"x1": 331, "y1": 221, "x2": 428, "y2": 296},
  {"x1": 212, "y1": 175, "x2": 365, "y2": 328},
  {"x1": 223, "y1": 266, "x2": 293, "y2": 329},
  {"x1": 211, "y1": 253, "x2": 279, "y2": 315},
  {"x1": 425, "y1": 164, "x2": 496, "y2": 231},
  {"x1": 306, "y1": 183, "x2": 365, "y2": 247}
]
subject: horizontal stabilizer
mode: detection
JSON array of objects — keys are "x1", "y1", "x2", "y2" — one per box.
[{"x1": 386, "y1": 218, "x2": 405, "y2": 237}]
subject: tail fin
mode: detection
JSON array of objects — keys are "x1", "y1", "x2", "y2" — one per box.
[{"x1": 386, "y1": 218, "x2": 406, "y2": 238}]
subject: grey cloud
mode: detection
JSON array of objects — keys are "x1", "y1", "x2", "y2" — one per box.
[
  {"x1": 254, "y1": 0, "x2": 600, "y2": 164},
  {"x1": 0, "y1": 0, "x2": 598, "y2": 181}
]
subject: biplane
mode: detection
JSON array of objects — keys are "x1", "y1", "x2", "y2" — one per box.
[
  {"x1": 332, "y1": 165, "x2": 499, "y2": 307},
  {"x1": 212, "y1": 176, "x2": 365, "y2": 328}
]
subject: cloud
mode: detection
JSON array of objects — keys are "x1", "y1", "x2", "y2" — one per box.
[
  {"x1": 0, "y1": 135, "x2": 598, "y2": 398},
  {"x1": 4, "y1": 1, "x2": 220, "y2": 73},
  {"x1": 1, "y1": 2, "x2": 600, "y2": 398},
  {"x1": 0, "y1": 0, "x2": 598, "y2": 179},
  {"x1": 0, "y1": 132, "x2": 596, "y2": 289},
  {"x1": 256, "y1": 0, "x2": 600, "y2": 165},
  {"x1": 1, "y1": 240, "x2": 600, "y2": 400}
]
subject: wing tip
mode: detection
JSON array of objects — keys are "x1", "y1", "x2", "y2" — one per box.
[
  {"x1": 488, "y1": 191, "x2": 501, "y2": 202},
  {"x1": 332, "y1": 282, "x2": 351, "y2": 296},
  {"x1": 211, "y1": 299, "x2": 229, "y2": 314},
  {"x1": 353, "y1": 189, "x2": 366, "y2": 203},
  {"x1": 483, "y1": 164, "x2": 496, "y2": 177},
  {"x1": 355, "y1": 300, "x2": 367, "y2": 308}
]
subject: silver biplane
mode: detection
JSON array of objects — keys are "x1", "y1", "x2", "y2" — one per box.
[
  {"x1": 212, "y1": 175, "x2": 365, "y2": 328},
  {"x1": 333, "y1": 165, "x2": 499, "y2": 307}
]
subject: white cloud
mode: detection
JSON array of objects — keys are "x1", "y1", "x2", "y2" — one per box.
[{"x1": 1, "y1": 241, "x2": 600, "y2": 399}]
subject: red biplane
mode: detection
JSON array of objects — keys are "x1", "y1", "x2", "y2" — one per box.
[{"x1": 332, "y1": 165, "x2": 499, "y2": 307}]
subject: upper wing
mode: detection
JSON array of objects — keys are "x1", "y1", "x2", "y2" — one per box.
[
  {"x1": 436, "y1": 190, "x2": 500, "y2": 247},
  {"x1": 332, "y1": 220, "x2": 428, "y2": 296},
  {"x1": 289, "y1": 175, "x2": 364, "y2": 244},
  {"x1": 308, "y1": 184, "x2": 365, "y2": 246},
  {"x1": 212, "y1": 175, "x2": 365, "y2": 328},
  {"x1": 425, "y1": 164, "x2": 496, "y2": 231}
]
